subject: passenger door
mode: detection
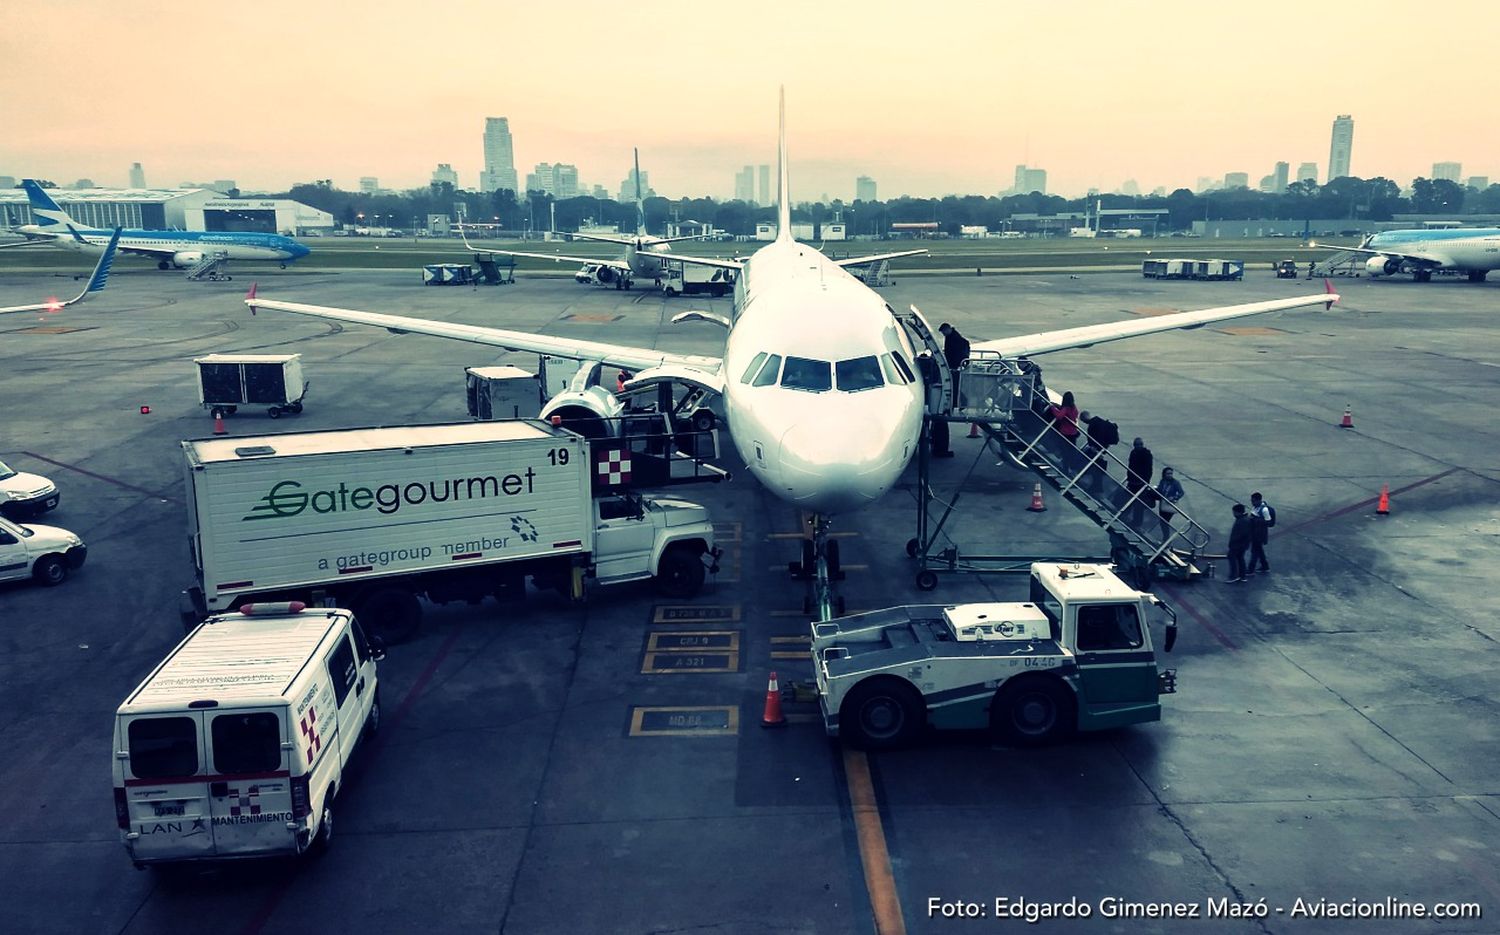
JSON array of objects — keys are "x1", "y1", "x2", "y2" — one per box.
[
  {"x1": 324, "y1": 633, "x2": 365, "y2": 767},
  {"x1": 0, "y1": 526, "x2": 29, "y2": 582},
  {"x1": 119, "y1": 713, "x2": 214, "y2": 860},
  {"x1": 592, "y1": 497, "x2": 656, "y2": 583},
  {"x1": 1071, "y1": 602, "x2": 1161, "y2": 730},
  {"x1": 204, "y1": 708, "x2": 293, "y2": 856}
]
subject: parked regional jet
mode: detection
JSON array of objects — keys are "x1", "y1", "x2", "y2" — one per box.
[
  {"x1": 3, "y1": 180, "x2": 310, "y2": 272},
  {"x1": 1315, "y1": 228, "x2": 1500, "y2": 282},
  {"x1": 0, "y1": 227, "x2": 120, "y2": 316},
  {"x1": 461, "y1": 149, "x2": 742, "y2": 288},
  {"x1": 246, "y1": 91, "x2": 1339, "y2": 606}
]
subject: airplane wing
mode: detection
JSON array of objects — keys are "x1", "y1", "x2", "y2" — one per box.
[
  {"x1": 480, "y1": 248, "x2": 633, "y2": 272},
  {"x1": 0, "y1": 238, "x2": 48, "y2": 250},
  {"x1": 1310, "y1": 241, "x2": 1442, "y2": 266},
  {"x1": 835, "y1": 249, "x2": 929, "y2": 268},
  {"x1": 0, "y1": 228, "x2": 120, "y2": 315},
  {"x1": 973, "y1": 285, "x2": 1339, "y2": 358},
  {"x1": 652, "y1": 253, "x2": 744, "y2": 272},
  {"x1": 244, "y1": 287, "x2": 723, "y2": 375}
]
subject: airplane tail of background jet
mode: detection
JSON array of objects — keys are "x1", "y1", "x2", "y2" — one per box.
[
  {"x1": 776, "y1": 87, "x2": 792, "y2": 243},
  {"x1": 633, "y1": 148, "x2": 647, "y2": 239},
  {"x1": 22, "y1": 179, "x2": 80, "y2": 230}
]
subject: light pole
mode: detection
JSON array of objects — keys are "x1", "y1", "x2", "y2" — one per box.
[{"x1": 356, "y1": 212, "x2": 365, "y2": 234}]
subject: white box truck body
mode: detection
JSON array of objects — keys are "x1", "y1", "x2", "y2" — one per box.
[{"x1": 182, "y1": 421, "x2": 718, "y2": 641}]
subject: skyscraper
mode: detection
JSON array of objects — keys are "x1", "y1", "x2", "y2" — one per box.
[
  {"x1": 1273, "y1": 162, "x2": 1289, "y2": 193},
  {"x1": 129, "y1": 162, "x2": 146, "y2": 189},
  {"x1": 1297, "y1": 162, "x2": 1318, "y2": 185},
  {"x1": 359, "y1": 177, "x2": 380, "y2": 194},
  {"x1": 734, "y1": 166, "x2": 755, "y2": 202},
  {"x1": 431, "y1": 164, "x2": 459, "y2": 188},
  {"x1": 1013, "y1": 165, "x2": 1047, "y2": 195},
  {"x1": 1328, "y1": 115, "x2": 1354, "y2": 180},
  {"x1": 1432, "y1": 162, "x2": 1462, "y2": 182},
  {"x1": 758, "y1": 165, "x2": 771, "y2": 207},
  {"x1": 482, "y1": 117, "x2": 518, "y2": 195},
  {"x1": 855, "y1": 176, "x2": 877, "y2": 202},
  {"x1": 553, "y1": 165, "x2": 579, "y2": 199},
  {"x1": 1223, "y1": 172, "x2": 1250, "y2": 189}
]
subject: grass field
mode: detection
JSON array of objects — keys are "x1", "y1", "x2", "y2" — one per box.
[{"x1": 0, "y1": 234, "x2": 1356, "y2": 274}]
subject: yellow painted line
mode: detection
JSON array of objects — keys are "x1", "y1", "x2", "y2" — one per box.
[
  {"x1": 771, "y1": 650, "x2": 810, "y2": 660},
  {"x1": 645, "y1": 630, "x2": 741, "y2": 652},
  {"x1": 844, "y1": 749, "x2": 907, "y2": 935},
  {"x1": 770, "y1": 635, "x2": 811, "y2": 644},
  {"x1": 629, "y1": 705, "x2": 740, "y2": 737}
]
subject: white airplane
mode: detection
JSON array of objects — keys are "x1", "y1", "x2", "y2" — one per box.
[
  {"x1": 246, "y1": 91, "x2": 1339, "y2": 610},
  {"x1": 461, "y1": 149, "x2": 733, "y2": 288},
  {"x1": 0, "y1": 227, "x2": 120, "y2": 316},
  {"x1": 2, "y1": 180, "x2": 309, "y2": 270},
  {"x1": 1315, "y1": 228, "x2": 1500, "y2": 282}
]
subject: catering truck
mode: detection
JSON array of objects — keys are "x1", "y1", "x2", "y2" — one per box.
[
  {"x1": 180, "y1": 420, "x2": 719, "y2": 641},
  {"x1": 812, "y1": 562, "x2": 1178, "y2": 750}
]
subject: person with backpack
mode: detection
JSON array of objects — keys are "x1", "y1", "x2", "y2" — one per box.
[
  {"x1": 1247, "y1": 491, "x2": 1275, "y2": 575},
  {"x1": 1155, "y1": 466, "x2": 1186, "y2": 541}
]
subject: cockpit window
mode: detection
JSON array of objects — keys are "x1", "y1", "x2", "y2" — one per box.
[
  {"x1": 780, "y1": 357, "x2": 832, "y2": 392},
  {"x1": 890, "y1": 352, "x2": 917, "y2": 384},
  {"x1": 880, "y1": 353, "x2": 909, "y2": 385},
  {"x1": 835, "y1": 356, "x2": 884, "y2": 392},
  {"x1": 741, "y1": 352, "x2": 768, "y2": 384},
  {"x1": 751, "y1": 354, "x2": 782, "y2": 387}
]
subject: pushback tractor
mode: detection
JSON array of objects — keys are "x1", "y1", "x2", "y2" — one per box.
[{"x1": 812, "y1": 562, "x2": 1179, "y2": 749}]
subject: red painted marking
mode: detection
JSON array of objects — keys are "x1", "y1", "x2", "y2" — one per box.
[
  {"x1": 1158, "y1": 584, "x2": 1239, "y2": 652},
  {"x1": 124, "y1": 770, "x2": 289, "y2": 788},
  {"x1": 217, "y1": 580, "x2": 254, "y2": 590},
  {"x1": 1284, "y1": 467, "x2": 1460, "y2": 532},
  {"x1": 19, "y1": 451, "x2": 181, "y2": 504},
  {"x1": 552, "y1": 540, "x2": 582, "y2": 549},
  {"x1": 337, "y1": 565, "x2": 373, "y2": 574},
  {"x1": 450, "y1": 552, "x2": 481, "y2": 561},
  {"x1": 238, "y1": 622, "x2": 470, "y2": 935}
]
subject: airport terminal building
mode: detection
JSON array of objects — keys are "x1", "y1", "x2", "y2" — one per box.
[{"x1": 0, "y1": 187, "x2": 333, "y2": 235}]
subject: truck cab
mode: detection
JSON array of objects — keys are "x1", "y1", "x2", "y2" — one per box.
[
  {"x1": 812, "y1": 562, "x2": 1177, "y2": 749},
  {"x1": 591, "y1": 492, "x2": 719, "y2": 597}
]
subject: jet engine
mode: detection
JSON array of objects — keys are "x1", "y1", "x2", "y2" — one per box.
[
  {"x1": 595, "y1": 265, "x2": 620, "y2": 284},
  {"x1": 172, "y1": 250, "x2": 205, "y2": 269},
  {"x1": 538, "y1": 384, "x2": 623, "y2": 439},
  {"x1": 1366, "y1": 255, "x2": 1400, "y2": 276}
]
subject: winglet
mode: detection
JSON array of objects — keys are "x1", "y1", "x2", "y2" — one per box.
[
  {"x1": 84, "y1": 228, "x2": 121, "y2": 294},
  {"x1": 776, "y1": 87, "x2": 792, "y2": 243},
  {"x1": 246, "y1": 282, "x2": 258, "y2": 314},
  {"x1": 1324, "y1": 277, "x2": 1338, "y2": 310}
]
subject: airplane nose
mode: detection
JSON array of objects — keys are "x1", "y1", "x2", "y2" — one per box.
[{"x1": 777, "y1": 417, "x2": 908, "y2": 513}]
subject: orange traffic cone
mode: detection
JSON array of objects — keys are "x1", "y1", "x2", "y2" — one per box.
[
  {"x1": 1376, "y1": 483, "x2": 1390, "y2": 515},
  {"x1": 1339, "y1": 404, "x2": 1354, "y2": 428},
  {"x1": 761, "y1": 671, "x2": 786, "y2": 728},
  {"x1": 212, "y1": 411, "x2": 227, "y2": 435},
  {"x1": 1027, "y1": 483, "x2": 1047, "y2": 512},
  {"x1": 968, "y1": 422, "x2": 981, "y2": 438}
]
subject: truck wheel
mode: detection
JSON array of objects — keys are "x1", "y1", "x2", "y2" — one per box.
[
  {"x1": 655, "y1": 544, "x2": 706, "y2": 597},
  {"x1": 362, "y1": 689, "x2": 382, "y2": 742},
  {"x1": 992, "y1": 677, "x2": 1076, "y2": 747},
  {"x1": 309, "y1": 802, "x2": 333, "y2": 856},
  {"x1": 356, "y1": 588, "x2": 421, "y2": 644},
  {"x1": 33, "y1": 555, "x2": 67, "y2": 586},
  {"x1": 290, "y1": 401, "x2": 303, "y2": 414},
  {"x1": 840, "y1": 678, "x2": 924, "y2": 750}
]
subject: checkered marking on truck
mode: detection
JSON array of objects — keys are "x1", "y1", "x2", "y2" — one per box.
[
  {"x1": 596, "y1": 449, "x2": 632, "y2": 486},
  {"x1": 300, "y1": 707, "x2": 321, "y2": 763},
  {"x1": 228, "y1": 786, "x2": 262, "y2": 817}
]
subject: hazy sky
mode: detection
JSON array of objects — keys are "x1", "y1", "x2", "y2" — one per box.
[{"x1": 4, "y1": 1, "x2": 1497, "y2": 200}]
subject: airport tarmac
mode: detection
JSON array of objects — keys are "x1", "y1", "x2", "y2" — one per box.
[{"x1": 0, "y1": 265, "x2": 1496, "y2": 934}]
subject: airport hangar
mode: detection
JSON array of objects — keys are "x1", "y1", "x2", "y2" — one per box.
[{"x1": 0, "y1": 187, "x2": 334, "y2": 235}]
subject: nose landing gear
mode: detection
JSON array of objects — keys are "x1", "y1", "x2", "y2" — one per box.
[{"x1": 789, "y1": 514, "x2": 846, "y2": 620}]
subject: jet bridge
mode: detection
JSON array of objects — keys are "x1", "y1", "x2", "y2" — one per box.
[{"x1": 898, "y1": 312, "x2": 1213, "y2": 589}]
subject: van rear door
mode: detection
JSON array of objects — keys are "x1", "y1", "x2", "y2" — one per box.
[
  {"x1": 204, "y1": 708, "x2": 295, "y2": 856},
  {"x1": 119, "y1": 712, "x2": 214, "y2": 861}
]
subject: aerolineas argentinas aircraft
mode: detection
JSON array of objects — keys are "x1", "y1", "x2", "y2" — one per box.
[
  {"x1": 246, "y1": 92, "x2": 1339, "y2": 612},
  {"x1": 462, "y1": 149, "x2": 757, "y2": 288}
]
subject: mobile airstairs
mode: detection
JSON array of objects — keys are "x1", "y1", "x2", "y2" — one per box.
[{"x1": 899, "y1": 311, "x2": 1214, "y2": 591}]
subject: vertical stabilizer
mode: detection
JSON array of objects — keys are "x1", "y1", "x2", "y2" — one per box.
[
  {"x1": 22, "y1": 179, "x2": 79, "y2": 229},
  {"x1": 776, "y1": 88, "x2": 792, "y2": 243},
  {"x1": 634, "y1": 148, "x2": 647, "y2": 238}
]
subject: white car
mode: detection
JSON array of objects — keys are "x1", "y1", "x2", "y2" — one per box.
[
  {"x1": 0, "y1": 515, "x2": 87, "y2": 586},
  {"x1": 575, "y1": 263, "x2": 600, "y2": 284},
  {"x1": 0, "y1": 459, "x2": 59, "y2": 518}
]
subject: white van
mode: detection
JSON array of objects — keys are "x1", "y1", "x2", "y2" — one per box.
[
  {"x1": 112, "y1": 602, "x2": 384, "y2": 868},
  {"x1": 0, "y1": 515, "x2": 86, "y2": 586}
]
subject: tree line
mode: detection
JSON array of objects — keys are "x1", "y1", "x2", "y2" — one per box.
[{"x1": 269, "y1": 176, "x2": 1500, "y2": 237}]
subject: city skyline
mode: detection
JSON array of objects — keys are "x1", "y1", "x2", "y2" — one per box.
[{"x1": 3, "y1": 1, "x2": 1498, "y2": 200}]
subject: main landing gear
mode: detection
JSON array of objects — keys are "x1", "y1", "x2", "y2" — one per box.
[{"x1": 789, "y1": 513, "x2": 846, "y2": 621}]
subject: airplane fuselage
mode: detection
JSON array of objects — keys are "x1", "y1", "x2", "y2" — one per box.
[
  {"x1": 1364, "y1": 228, "x2": 1500, "y2": 277},
  {"x1": 721, "y1": 239, "x2": 926, "y2": 515},
  {"x1": 15, "y1": 225, "x2": 309, "y2": 264}
]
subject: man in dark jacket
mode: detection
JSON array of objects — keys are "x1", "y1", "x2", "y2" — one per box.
[
  {"x1": 915, "y1": 351, "x2": 952, "y2": 457},
  {"x1": 1226, "y1": 503, "x2": 1251, "y2": 583},
  {"x1": 1125, "y1": 437, "x2": 1154, "y2": 525}
]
